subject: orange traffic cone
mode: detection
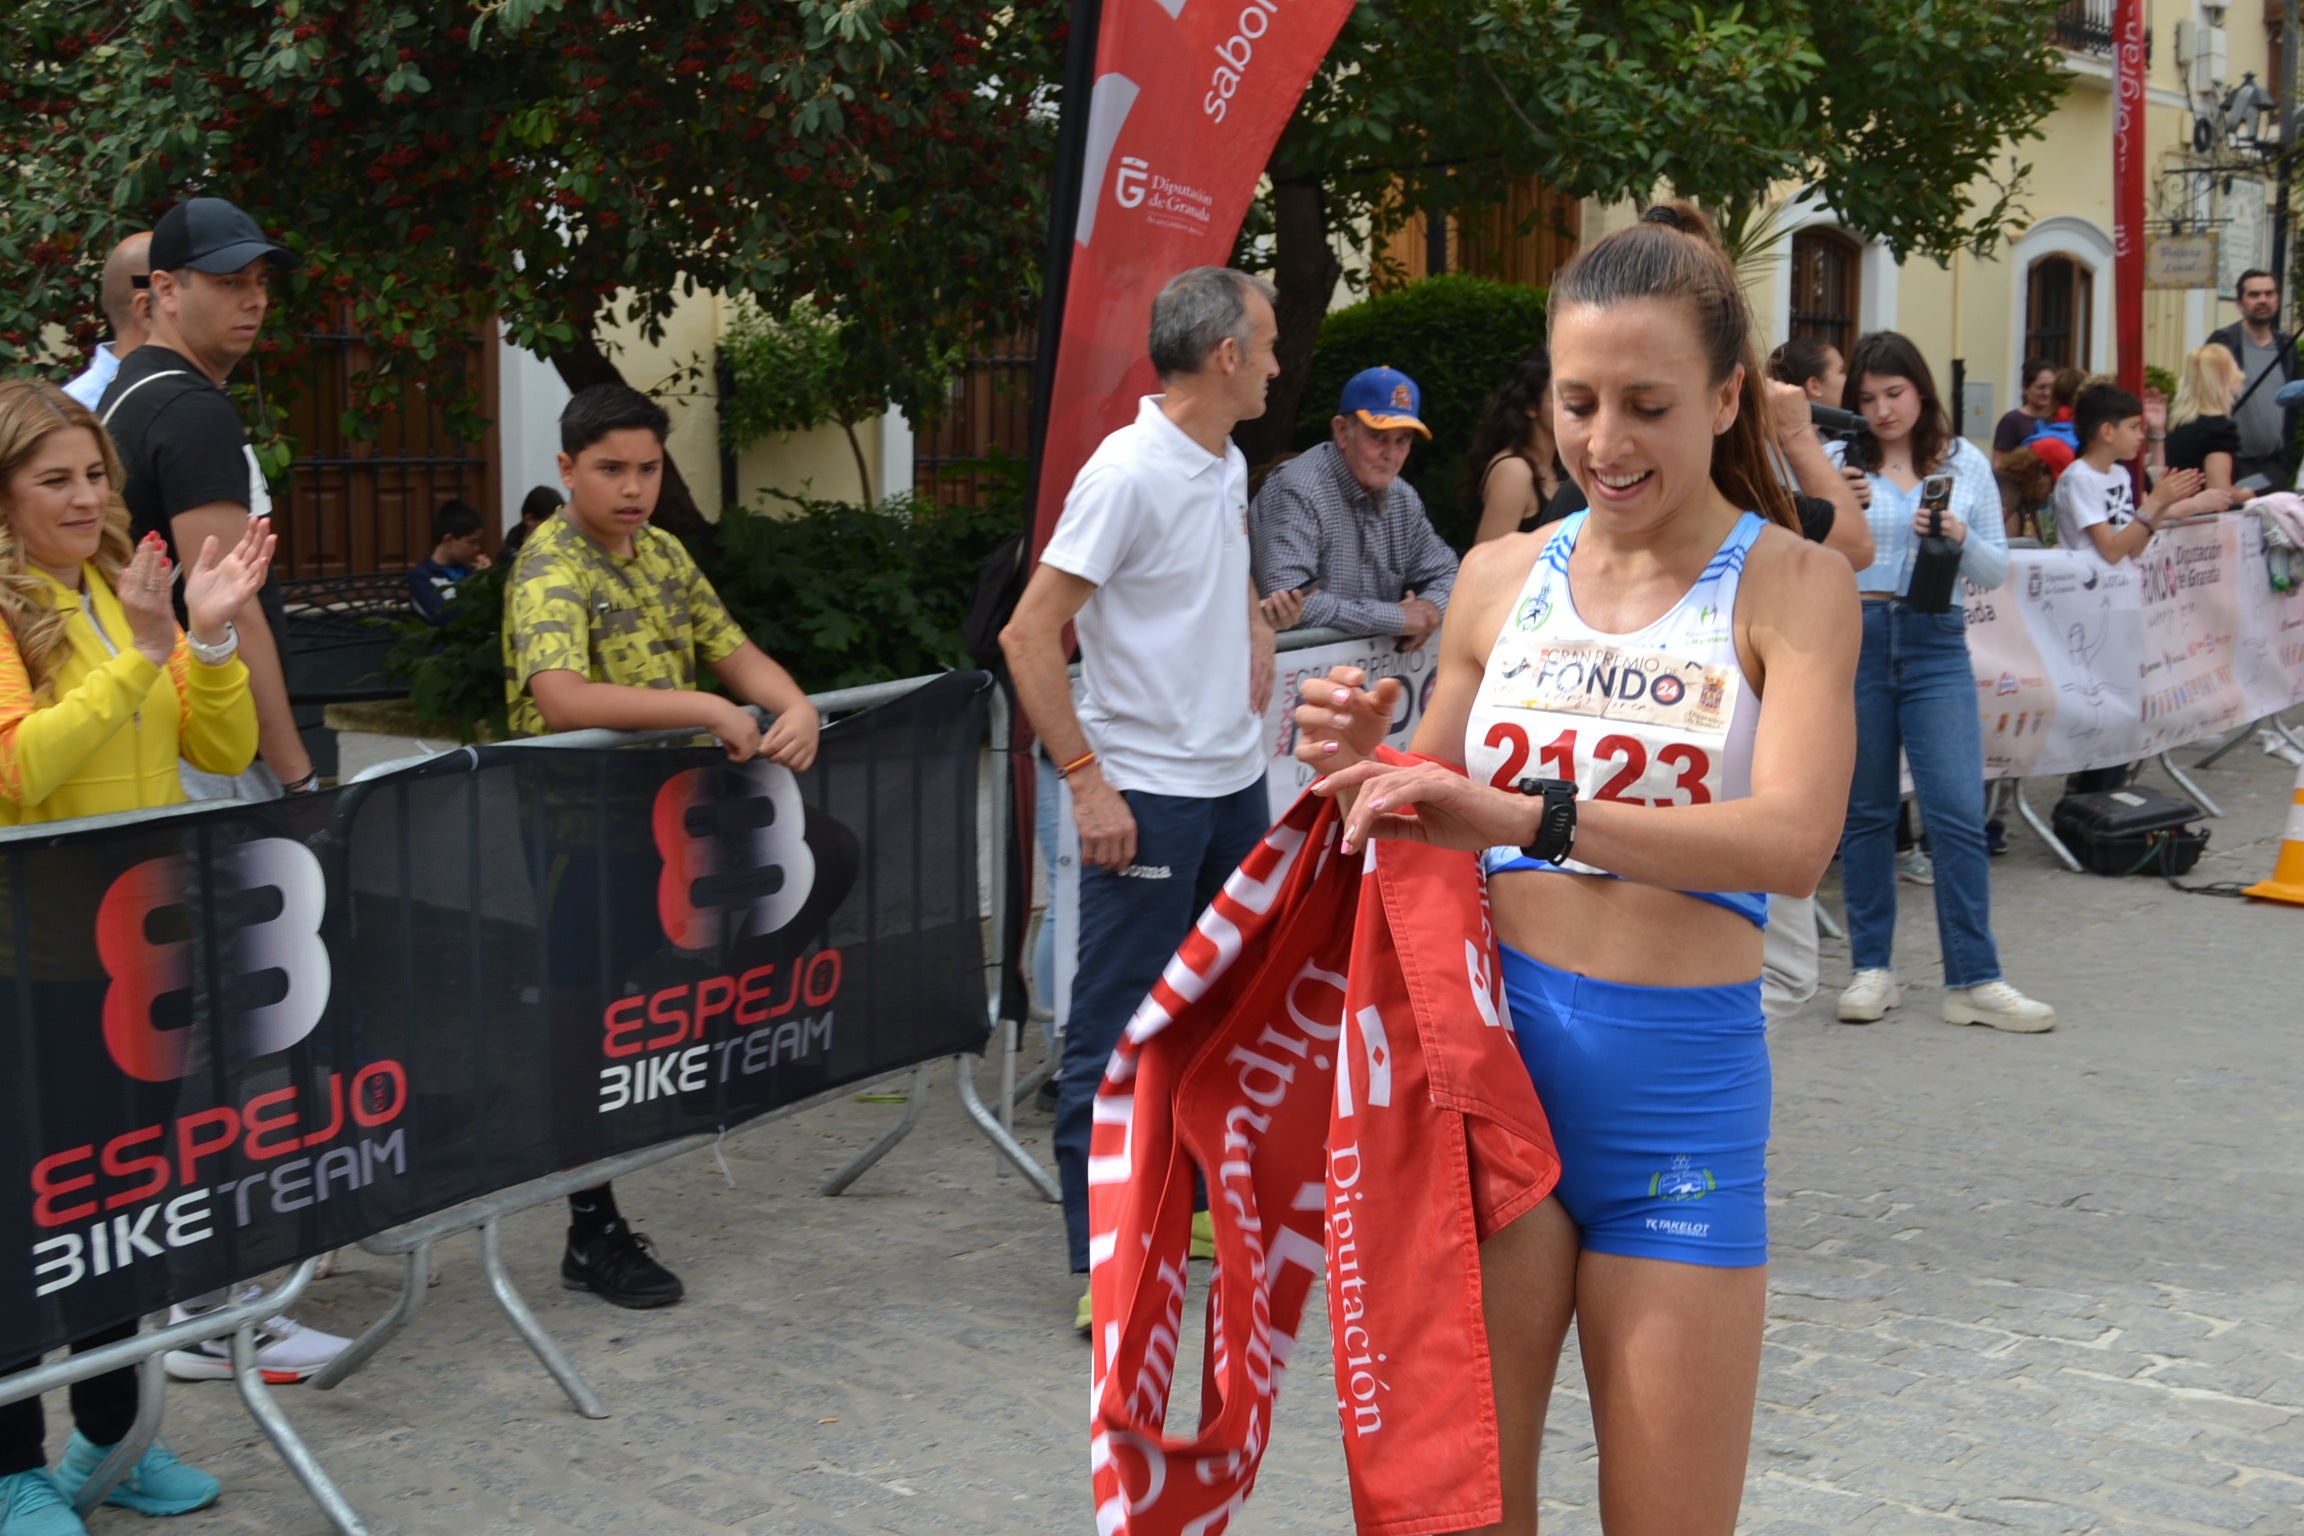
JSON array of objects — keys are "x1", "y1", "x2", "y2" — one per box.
[{"x1": 2245, "y1": 759, "x2": 2304, "y2": 905}]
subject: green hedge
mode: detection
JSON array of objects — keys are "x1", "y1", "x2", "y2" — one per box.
[
  {"x1": 1293, "y1": 275, "x2": 1549, "y2": 550},
  {"x1": 383, "y1": 463, "x2": 1022, "y2": 738}
]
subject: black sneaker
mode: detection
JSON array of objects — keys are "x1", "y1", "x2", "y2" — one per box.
[{"x1": 562, "y1": 1220, "x2": 685, "y2": 1308}]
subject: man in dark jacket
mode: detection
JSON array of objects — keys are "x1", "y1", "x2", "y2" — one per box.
[{"x1": 2207, "y1": 269, "x2": 2299, "y2": 489}]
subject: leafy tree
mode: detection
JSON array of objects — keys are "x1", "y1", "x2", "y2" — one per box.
[
  {"x1": 1239, "y1": 0, "x2": 2072, "y2": 462},
  {"x1": 0, "y1": 0, "x2": 1062, "y2": 535},
  {"x1": 720, "y1": 295, "x2": 958, "y2": 509}
]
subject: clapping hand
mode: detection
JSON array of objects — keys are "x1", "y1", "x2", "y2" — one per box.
[
  {"x1": 2145, "y1": 467, "x2": 2205, "y2": 517},
  {"x1": 181, "y1": 518, "x2": 276, "y2": 653},
  {"x1": 117, "y1": 534, "x2": 180, "y2": 666}
]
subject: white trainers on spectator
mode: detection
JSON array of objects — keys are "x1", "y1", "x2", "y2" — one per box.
[
  {"x1": 163, "y1": 1292, "x2": 351, "y2": 1383},
  {"x1": 1836, "y1": 969, "x2": 1903, "y2": 1023},
  {"x1": 1895, "y1": 849, "x2": 1934, "y2": 884},
  {"x1": 1942, "y1": 980, "x2": 2056, "y2": 1033}
]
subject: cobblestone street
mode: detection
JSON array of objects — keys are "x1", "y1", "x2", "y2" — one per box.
[{"x1": 99, "y1": 744, "x2": 2304, "y2": 1534}]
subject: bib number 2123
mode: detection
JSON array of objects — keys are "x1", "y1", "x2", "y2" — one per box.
[{"x1": 1481, "y1": 722, "x2": 1713, "y2": 807}]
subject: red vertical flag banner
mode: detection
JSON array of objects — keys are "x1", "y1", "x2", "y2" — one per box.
[
  {"x1": 2113, "y1": 0, "x2": 2147, "y2": 399},
  {"x1": 1028, "y1": 0, "x2": 1357, "y2": 553}
]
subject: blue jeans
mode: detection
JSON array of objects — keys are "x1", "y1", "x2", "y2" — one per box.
[
  {"x1": 1056, "y1": 776, "x2": 1269, "y2": 1271},
  {"x1": 1841, "y1": 601, "x2": 2002, "y2": 989}
]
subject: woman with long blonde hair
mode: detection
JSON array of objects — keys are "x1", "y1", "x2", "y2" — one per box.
[
  {"x1": 2165, "y1": 344, "x2": 2246, "y2": 493},
  {"x1": 0, "y1": 378, "x2": 272, "y2": 1535},
  {"x1": 0, "y1": 380, "x2": 270, "y2": 823}
]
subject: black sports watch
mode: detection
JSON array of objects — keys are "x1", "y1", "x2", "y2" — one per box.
[{"x1": 1515, "y1": 777, "x2": 1579, "y2": 866}]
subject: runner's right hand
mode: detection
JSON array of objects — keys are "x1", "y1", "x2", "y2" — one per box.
[{"x1": 1293, "y1": 666, "x2": 1402, "y2": 773}]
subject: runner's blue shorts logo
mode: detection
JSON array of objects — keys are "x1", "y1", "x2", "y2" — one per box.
[{"x1": 1649, "y1": 1154, "x2": 1716, "y2": 1201}]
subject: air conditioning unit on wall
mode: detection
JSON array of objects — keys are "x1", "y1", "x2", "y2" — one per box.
[{"x1": 2175, "y1": 19, "x2": 2231, "y2": 95}]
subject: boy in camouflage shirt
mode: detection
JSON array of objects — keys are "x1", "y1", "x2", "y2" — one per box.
[{"x1": 503, "y1": 382, "x2": 819, "y2": 1307}]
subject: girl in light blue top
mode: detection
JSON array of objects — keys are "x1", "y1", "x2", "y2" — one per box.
[{"x1": 1824, "y1": 331, "x2": 2056, "y2": 1034}]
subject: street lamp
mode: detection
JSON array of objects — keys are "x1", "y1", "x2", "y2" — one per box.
[{"x1": 2220, "y1": 73, "x2": 2279, "y2": 160}]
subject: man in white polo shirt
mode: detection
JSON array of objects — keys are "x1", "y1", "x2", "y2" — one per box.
[{"x1": 1001, "y1": 266, "x2": 1280, "y2": 1328}]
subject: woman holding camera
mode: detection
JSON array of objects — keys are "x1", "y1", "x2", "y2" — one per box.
[{"x1": 1827, "y1": 332, "x2": 2054, "y2": 1032}]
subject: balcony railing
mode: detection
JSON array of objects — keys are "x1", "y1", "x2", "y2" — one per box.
[{"x1": 2054, "y1": 0, "x2": 2151, "y2": 63}]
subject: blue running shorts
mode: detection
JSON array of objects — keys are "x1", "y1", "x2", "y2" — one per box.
[{"x1": 1499, "y1": 945, "x2": 1770, "y2": 1267}]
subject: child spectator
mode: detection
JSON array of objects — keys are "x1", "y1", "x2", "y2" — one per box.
[
  {"x1": 2054, "y1": 383, "x2": 2227, "y2": 564},
  {"x1": 501, "y1": 383, "x2": 819, "y2": 1308},
  {"x1": 500, "y1": 484, "x2": 562, "y2": 562},
  {"x1": 407, "y1": 498, "x2": 490, "y2": 624}
]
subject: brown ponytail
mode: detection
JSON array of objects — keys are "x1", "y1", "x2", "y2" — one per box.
[{"x1": 1549, "y1": 200, "x2": 1797, "y2": 531}]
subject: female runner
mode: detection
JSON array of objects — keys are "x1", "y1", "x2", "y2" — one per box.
[{"x1": 1297, "y1": 203, "x2": 1857, "y2": 1535}]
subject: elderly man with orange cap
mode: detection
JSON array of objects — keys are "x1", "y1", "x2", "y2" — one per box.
[{"x1": 1248, "y1": 365, "x2": 1460, "y2": 651}]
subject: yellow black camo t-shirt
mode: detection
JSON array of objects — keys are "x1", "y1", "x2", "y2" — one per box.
[{"x1": 501, "y1": 513, "x2": 747, "y2": 738}]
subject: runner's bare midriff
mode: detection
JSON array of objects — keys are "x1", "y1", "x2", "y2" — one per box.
[{"x1": 1490, "y1": 868, "x2": 1765, "y2": 988}]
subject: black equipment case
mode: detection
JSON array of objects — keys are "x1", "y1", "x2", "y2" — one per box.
[{"x1": 2050, "y1": 786, "x2": 2210, "y2": 877}]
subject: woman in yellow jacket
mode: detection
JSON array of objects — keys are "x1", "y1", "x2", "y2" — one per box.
[
  {"x1": 0, "y1": 381, "x2": 266, "y2": 824},
  {"x1": 0, "y1": 380, "x2": 271, "y2": 1536}
]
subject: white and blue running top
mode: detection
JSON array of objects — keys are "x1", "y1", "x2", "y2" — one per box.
[{"x1": 1463, "y1": 509, "x2": 1770, "y2": 928}]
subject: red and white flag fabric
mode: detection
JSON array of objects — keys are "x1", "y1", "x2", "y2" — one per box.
[
  {"x1": 1029, "y1": 0, "x2": 1357, "y2": 553},
  {"x1": 1086, "y1": 761, "x2": 1560, "y2": 1535}
]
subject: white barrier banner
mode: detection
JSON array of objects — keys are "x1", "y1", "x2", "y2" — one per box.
[{"x1": 1968, "y1": 515, "x2": 2304, "y2": 777}]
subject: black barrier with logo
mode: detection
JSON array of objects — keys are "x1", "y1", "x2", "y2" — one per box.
[{"x1": 0, "y1": 670, "x2": 991, "y2": 1362}]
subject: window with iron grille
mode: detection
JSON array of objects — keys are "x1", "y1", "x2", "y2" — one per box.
[
  {"x1": 2025, "y1": 255, "x2": 2093, "y2": 371},
  {"x1": 1789, "y1": 229, "x2": 1862, "y2": 360},
  {"x1": 912, "y1": 331, "x2": 1035, "y2": 507},
  {"x1": 273, "y1": 323, "x2": 498, "y2": 580}
]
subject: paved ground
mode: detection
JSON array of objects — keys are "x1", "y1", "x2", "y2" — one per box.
[{"x1": 43, "y1": 741, "x2": 2304, "y2": 1534}]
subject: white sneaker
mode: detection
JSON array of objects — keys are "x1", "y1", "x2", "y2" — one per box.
[
  {"x1": 1942, "y1": 980, "x2": 2056, "y2": 1034},
  {"x1": 164, "y1": 1291, "x2": 351, "y2": 1383},
  {"x1": 1837, "y1": 969, "x2": 1903, "y2": 1023},
  {"x1": 1895, "y1": 849, "x2": 1935, "y2": 885}
]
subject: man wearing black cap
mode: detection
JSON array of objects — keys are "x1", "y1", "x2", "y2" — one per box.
[{"x1": 99, "y1": 195, "x2": 314, "y2": 798}]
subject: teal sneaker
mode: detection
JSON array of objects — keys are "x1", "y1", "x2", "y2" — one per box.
[
  {"x1": 0, "y1": 1468, "x2": 85, "y2": 1536},
  {"x1": 53, "y1": 1432, "x2": 218, "y2": 1517}
]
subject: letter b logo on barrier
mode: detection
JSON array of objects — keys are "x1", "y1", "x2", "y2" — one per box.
[
  {"x1": 96, "y1": 838, "x2": 332, "y2": 1082},
  {"x1": 653, "y1": 762, "x2": 817, "y2": 950}
]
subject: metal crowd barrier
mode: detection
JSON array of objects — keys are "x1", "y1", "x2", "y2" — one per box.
[
  {"x1": 0, "y1": 668, "x2": 1056, "y2": 1536},
  {"x1": 310, "y1": 674, "x2": 1057, "y2": 1443},
  {"x1": 0, "y1": 1263, "x2": 349, "y2": 1530}
]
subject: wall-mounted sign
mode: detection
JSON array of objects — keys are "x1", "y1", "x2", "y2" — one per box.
[
  {"x1": 2147, "y1": 232, "x2": 2218, "y2": 289},
  {"x1": 2217, "y1": 177, "x2": 2268, "y2": 296}
]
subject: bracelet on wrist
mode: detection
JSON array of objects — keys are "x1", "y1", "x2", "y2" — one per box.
[
  {"x1": 1057, "y1": 749, "x2": 1098, "y2": 780},
  {"x1": 279, "y1": 769, "x2": 320, "y2": 795}
]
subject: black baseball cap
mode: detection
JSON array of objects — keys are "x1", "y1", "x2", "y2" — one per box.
[{"x1": 148, "y1": 197, "x2": 299, "y2": 275}]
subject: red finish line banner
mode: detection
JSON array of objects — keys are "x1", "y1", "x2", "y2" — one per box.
[{"x1": 1030, "y1": 0, "x2": 1354, "y2": 551}]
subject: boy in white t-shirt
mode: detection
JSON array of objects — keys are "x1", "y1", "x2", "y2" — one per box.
[{"x1": 2054, "y1": 383, "x2": 2231, "y2": 561}]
